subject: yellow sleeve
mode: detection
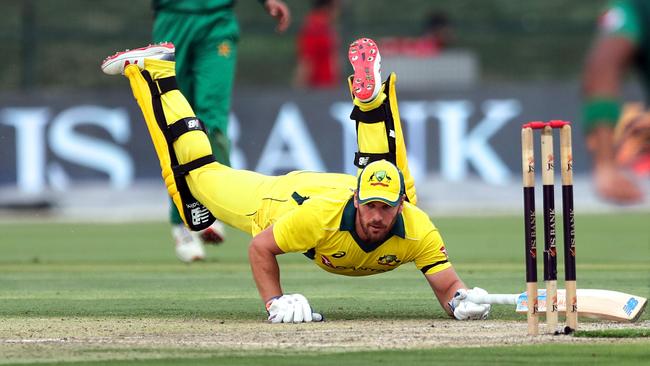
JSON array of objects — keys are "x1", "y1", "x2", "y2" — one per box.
[
  {"x1": 413, "y1": 229, "x2": 452, "y2": 275},
  {"x1": 272, "y1": 204, "x2": 325, "y2": 253}
]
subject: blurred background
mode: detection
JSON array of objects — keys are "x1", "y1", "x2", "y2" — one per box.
[
  {"x1": 0, "y1": 0, "x2": 606, "y2": 91},
  {"x1": 0, "y1": 0, "x2": 603, "y2": 89},
  {"x1": 1, "y1": 0, "x2": 648, "y2": 220}
]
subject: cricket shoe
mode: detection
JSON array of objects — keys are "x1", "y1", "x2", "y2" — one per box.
[
  {"x1": 101, "y1": 42, "x2": 175, "y2": 75},
  {"x1": 199, "y1": 220, "x2": 226, "y2": 245},
  {"x1": 348, "y1": 37, "x2": 382, "y2": 102},
  {"x1": 172, "y1": 224, "x2": 206, "y2": 263}
]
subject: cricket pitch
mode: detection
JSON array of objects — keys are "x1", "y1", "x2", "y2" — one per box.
[{"x1": 1, "y1": 317, "x2": 648, "y2": 363}]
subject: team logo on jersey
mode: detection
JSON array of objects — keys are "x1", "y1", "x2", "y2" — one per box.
[
  {"x1": 440, "y1": 246, "x2": 448, "y2": 258},
  {"x1": 217, "y1": 41, "x2": 232, "y2": 57},
  {"x1": 377, "y1": 254, "x2": 401, "y2": 266},
  {"x1": 320, "y1": 255, "x2": 335, "y2": 268},
  {"x1": 369, "y1": 170, "x2": 392, "y2": 187},
  {"x1": 332, "y1": 251, "x2": 346, "y2": 258}
]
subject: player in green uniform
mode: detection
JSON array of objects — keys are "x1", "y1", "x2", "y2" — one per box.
[
  {"x1": 583, "y1": 0, "x2": 650, "y2": 204},
  {"x1": 101, "y1": 38, "x2": 491, "y2": 323},
  {"x1": 153, "y1": 0, "x2": 291, "y2": 262}
]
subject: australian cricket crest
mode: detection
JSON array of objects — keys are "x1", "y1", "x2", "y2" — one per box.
[
  {"x1": 369, "y1": 170, "x2": 392, "y2": 186},
  {"x1": 440, "y1": 246, "x2": 448, "y2": 259},
  {"x1": 377, "y1": 254, "x2": 401, "y2": 266}
]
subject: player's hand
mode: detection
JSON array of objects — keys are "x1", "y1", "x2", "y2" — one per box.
[
  {"x1": 266, "y1": 294, "x2": 324, "y2": 323},
  {"x1": 263, "y1": 0, "x2": 291, "y2": 33},
  {"x1": 449, "y1": 287, "x2": 491, "y2": 320},
  {"x1": 594, "y1": 164, "x2": 643, "y2": 204}
]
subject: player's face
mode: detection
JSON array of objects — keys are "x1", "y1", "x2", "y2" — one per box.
[{"x1": 354, "y1": 197, "x2": 403, "y2": 244}]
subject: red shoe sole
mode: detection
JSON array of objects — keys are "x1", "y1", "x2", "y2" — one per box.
[{"x1": 348, "y1": 38, "x2": 380, "y2": 100}]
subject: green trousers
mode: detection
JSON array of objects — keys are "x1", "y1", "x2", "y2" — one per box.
[{"x1": 153, "y1": 8, "x2": 239, "y2": 225}]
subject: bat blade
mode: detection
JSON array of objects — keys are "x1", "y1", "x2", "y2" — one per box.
[{"x1": 468, "y1": 289, "x2": 647, "y2": 322}]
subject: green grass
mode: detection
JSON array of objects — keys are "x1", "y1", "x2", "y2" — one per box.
[
  {"x1": 574, "y1": 328, "x2": 650, "y2": 338},
  {"x1": 0, "y1": 212, "x2": 649, "y2": 364},
  {"x1": 16, "y1": 343, "x2": 650, "y2": 366}
]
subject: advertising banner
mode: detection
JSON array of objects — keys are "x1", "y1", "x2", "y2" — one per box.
[{"x1": 0, "y1": 83, "x2": 591, "y2": 196}]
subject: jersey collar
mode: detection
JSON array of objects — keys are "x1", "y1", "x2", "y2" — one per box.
[{"x1": 340, "y1": 197, "x2": 405, "y2": 253}]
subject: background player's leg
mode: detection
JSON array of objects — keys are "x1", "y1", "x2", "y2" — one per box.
[
  {"x1": 187, "y1": 33, "x2": 238, "y2": 247},
  {"x1": 154, "y1": 12, "x2": 237, "y2": 259}
]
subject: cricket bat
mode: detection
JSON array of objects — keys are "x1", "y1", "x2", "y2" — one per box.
[{"x1": 466, "y1": 289, "x2": 647, "y2": 322}]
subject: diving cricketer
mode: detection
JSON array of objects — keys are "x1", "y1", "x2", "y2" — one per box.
[{"x1": 101, "y1": 38, "x2": 491, "y2": 323}]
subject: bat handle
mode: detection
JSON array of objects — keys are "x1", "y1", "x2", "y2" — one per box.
[{"x1": 465, "y1": 293, "x2": 518, "y2": 305}]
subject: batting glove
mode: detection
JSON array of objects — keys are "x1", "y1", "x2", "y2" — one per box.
[
  {"x1": 266, "y1": 294, "x2": 324, "y2": 323},
  {"x1": 449, "y1": 287, "x2": 491, "y2": 320}
]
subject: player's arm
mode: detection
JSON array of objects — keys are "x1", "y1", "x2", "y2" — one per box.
[
  {"x1": 583, "y1": 37, "x2": 640, "y2": 196},
  {"x1": 248, "y1": 225, "x2": 285, "y2": 303},
  {"x1": 425, "y1": 267, "x2": 490, "y2": 320},
  {"x1": 582, "y1": 35, "x2": 636, "y2": 165},
  {"x1": 261, "y1": 0, "x2": 291, "y2": 33},
  {"x1": 248, "y1": 225, "x2": 322, "y2": 323},
  {"x1": 583, "y1": 0, "x2": 640, "y2": 113},
  {"x1": 416, "y1": 229, "x2": 490, "y2": 320},
  {"x1": 583, "y1": 36, "x2": 635, "y2": 99},
  {"x1": 415, "y1": 229, "x2": 460, "y2": 316},
  {"x1": 581, "y1": 0, "x2": 643, "y2": 203},
  {"x1": 424, "y1": 267, "x2": 465, "y2": 317},
  {"x1": 424, "y1": 268, "x2": 492, "y2": 320},
  {"x1": 249, "y1": 203, "x2": 326, "y2": 323}
]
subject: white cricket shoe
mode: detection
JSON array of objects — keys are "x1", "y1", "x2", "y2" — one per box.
[
  {"x1": 101, "y1": 42, "x2": 175, "y2": 75},
  {"x1": 172, "y1": 224, "x2": 206, "y2": 263}
]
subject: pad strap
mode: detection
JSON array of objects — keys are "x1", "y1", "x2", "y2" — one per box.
[
  {"x1": 151, "y1": 76, "x2": 178, "y2": 97},
  {"x1": 168, "y1": 117, "x2": 207, "y2": 141},
  {"x1": 349, "y1": 103, "x2": 388, "y2": 123},
  {"x1": 354, "y1": 152, "x2": 394, "y2": 168},
  {"x1": 173, "y1": 154, "x2": 216, "y2": 176},
  {"x1": 168, "y1": 118, "x2": 214, "y2": 176}
]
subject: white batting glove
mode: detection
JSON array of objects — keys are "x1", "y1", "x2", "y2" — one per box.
[
  {"x1": 449, "y1": 287, "x2": 491, "y2": 320},
  {"x1": 266, "y1": 294, "x2": 324, "y2": 323}
]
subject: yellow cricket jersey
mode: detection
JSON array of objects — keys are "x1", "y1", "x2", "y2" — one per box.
[{"x1": 272, "y1": 189, "x2": 451, "y2": 277}]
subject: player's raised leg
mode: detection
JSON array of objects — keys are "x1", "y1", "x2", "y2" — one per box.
[
  {"x1": 101, "y1": 44, "x2": 272, "y2": 236},
  {"x1": 109, "y1": 45, "x2": 218, "y2": 233},
  {"x1": 104, "y1": 44, "x2": 228, "y2": 262},
  {"x1": 104, "y1": 43, "x2": 209, "y2": 261},
  {"x1": 347, "y1": 37, "x2": 417, "y2": 204}
]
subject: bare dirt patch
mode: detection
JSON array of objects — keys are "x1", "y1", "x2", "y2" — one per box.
[{"x1": 1, "y1": 317, "x2": 648, "y2": 363}]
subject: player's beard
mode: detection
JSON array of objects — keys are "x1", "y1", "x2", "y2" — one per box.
[{"x1": 357, "y1": 211, "x2": 398, "y2": 244}]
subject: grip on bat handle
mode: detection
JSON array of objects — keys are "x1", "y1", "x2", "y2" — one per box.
[{"x1": 464, "y1": 293, "x2": 518, "y2": 305}]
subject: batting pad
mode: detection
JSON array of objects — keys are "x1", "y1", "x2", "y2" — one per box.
[{"x1": 124, "y1": 62, "x2": 216, "y2": 231}]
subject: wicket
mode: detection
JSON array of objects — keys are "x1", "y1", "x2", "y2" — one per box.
[{"x1": 521, "y1": 120, "x2": 577, "y2": 335}]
